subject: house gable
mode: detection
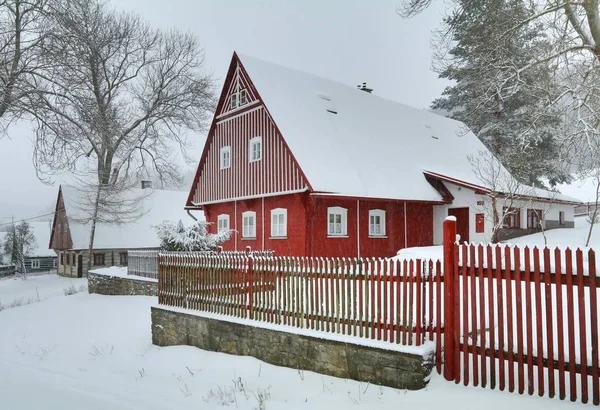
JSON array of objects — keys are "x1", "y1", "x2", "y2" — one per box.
[
  {"x1": 187, "y1": 53, "x2": 311, "y2": 207},
  {"x1": 49, "y1": 186, "x2": 73, "y2": 250}
]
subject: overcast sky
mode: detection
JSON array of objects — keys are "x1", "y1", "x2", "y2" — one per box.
[{"x1": 0, "y1": 0, "x2": 449, "y2": 223}]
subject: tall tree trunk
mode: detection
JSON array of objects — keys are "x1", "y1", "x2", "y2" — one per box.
[
  {"x1": 585, "y1": 176, "x2": 600, "y2": 247},
  {"x1": 86, "y1": 184, "x2": 102, "y2": 274}
]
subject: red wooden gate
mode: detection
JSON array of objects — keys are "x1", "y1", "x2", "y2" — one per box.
[{"x1": 441, "y1": 218, "x2": 600, "y2": 404}]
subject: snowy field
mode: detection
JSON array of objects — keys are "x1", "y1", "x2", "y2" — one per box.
[
  {"x1": 0, "y1": 273, "x2": 87, "y2": 309},
  {"x1": 0, "y1": 275, "x2": 589, "y2": 409}
]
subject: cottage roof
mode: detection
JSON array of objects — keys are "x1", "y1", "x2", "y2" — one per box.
[
  {"x1": 237, "y1": 54, "x2": 579, "y2": 204},
  {"x1": 58, "y1": 186, "x2": 202, "y2": 250}
]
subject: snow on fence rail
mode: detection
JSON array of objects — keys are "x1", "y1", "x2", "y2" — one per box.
[
  {"x1": 157, "y1": 252, "x2": 443, "y2": 347},
  {"x1": 128, "y1": 250, "x2": 159, "y2": 278}
]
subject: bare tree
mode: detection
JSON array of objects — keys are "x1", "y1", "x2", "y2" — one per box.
[
  {"x1": 3, "y1": 220, "x2": 36, "y2": 278},
  {"x1": 30, "y1": 0, "x2": 215, "y2": 270},
  {"x1": 0, "y1": 0, "x2": 50, "y2": 129}
]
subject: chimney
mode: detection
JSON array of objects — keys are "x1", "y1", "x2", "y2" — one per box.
[
  {"x1": 357, "y1": 82, "x2": 373, "y2": 94},
  {"x1": 141, "y1": 180, "x2": 152, "y2": 189}
]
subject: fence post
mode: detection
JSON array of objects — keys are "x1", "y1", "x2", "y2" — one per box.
[
  {"x1": 247, "y1": 256, "x2": 253, "y2": 319},
  {"x1": 443, "y1": 216, "x2": 457, "y2": 381}
]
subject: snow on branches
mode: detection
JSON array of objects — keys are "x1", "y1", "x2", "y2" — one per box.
[{"x1": 154, "y1": 220, "x2": 231, "y2": 252}]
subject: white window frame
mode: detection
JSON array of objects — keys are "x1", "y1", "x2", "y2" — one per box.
[
  {"x1": 369, "y1": 209, "x2": 386, "y2": 237},
  {"x1": 220, "y1": 146, "x2": 231, "y2": 170},
  {"x1": 242, "y1": 211, "x2": 256, "y2": 238},
  {"x1": 327, "y1": 206, "x2": 348, "y2": 237},
  {"x1": 230, "y1": 86, "x2": 248, "y2": 110},
  {"x1": 217, "y1": 214, "x2": 230, "y2": 232},
  {"x1": 249, "y1": 136, "x2": 262, "y2": 163},
  {"x1": 31, "y1": 259, "x2": 40, "y2": 269},
  {"x1": 271, "y1": 208, "x2": 287, "y2": 238}
]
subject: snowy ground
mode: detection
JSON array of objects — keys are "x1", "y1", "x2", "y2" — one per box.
[
  {"x1": 0, "y1": 273, "x2": 87, "y2": 309},
  {"x1": 0, "y1": 275, "x2": 588, "y2": 409}
]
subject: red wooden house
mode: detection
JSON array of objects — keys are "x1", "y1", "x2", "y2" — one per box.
[{"x1": 186, "y1": 53, "x2": 579, "y2": 258}]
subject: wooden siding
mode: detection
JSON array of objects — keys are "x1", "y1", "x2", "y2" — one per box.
[
  {"x1": 217, "y1": 62, "x2": 259, "y2": 117},
  {"x1": 192, "y1": 106, "x2": 308, "y2": 205},
  {"x1": 57, "y1": 248, "x2": 139, "y2": 277},
  {"x1": 25, "y1": 256, "x2": 57, "y2": 272},
  {"x1": 50, "y1": 187, "x2": 73, "y2": 250}
]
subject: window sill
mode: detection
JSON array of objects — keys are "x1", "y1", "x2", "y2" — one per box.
[
  {"x1": 270, "y1": 236, "x2": 287, "y2": 240},
  {"x1": 368, "y1": 235, "x2": 388, "y2": 239},
  {"x1": 327, "y1": 235, "x2": 349, "y2": 238},
  {"x1": 241, "y1": 237, "x2": 257, "y2": 241}
]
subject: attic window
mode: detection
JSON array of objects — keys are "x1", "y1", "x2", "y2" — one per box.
[{"x1": 230, "y1": 85, "x2": 248, "y2": 110}]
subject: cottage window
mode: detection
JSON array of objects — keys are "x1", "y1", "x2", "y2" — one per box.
[
  {"x1": 120, "y1": 252, "x2": 128, "y2": 266},
  {"x1": 271, "y1": 208, "x2": 287, "y2": 237},
  {"x1": 220, "y1": 146, "x2": 231, "y2": 170},
  {"x1": 60, "y1": 253, "x2": 64, "y2": 266},
  {"x1": 217, "y1": 214, "x2": 230, "y2": 232},
  {"x1": 369, "y1": 209, "x2": 386, "y2": 236},
  {"x1": 503, "y1": 207, "x2": 521, "y2": 229},
  {"x1": 527, "y1": 209, "x2": 543, "y2": 229},
  {"x1": 93, "y1": 253, "x2": 105, "y2": 266},
  {"x1": 72, "y1": 253, "x2": 76, "y2": 266},
  {"x1": 242, "y1": 211, "x2": 256, "y2": 238},
  {"x1": 230, "y1": 87, "x2": 248, "y2": 110},
  {"x1": 31, "y1": 259, "x2": 40, "y2": 269},
  {"x1": 53, "y1": 259, "x2": 57, "y2": 268},
  {"x1": 249, "y1": 137, "x2": 262, "y2": 162},
  {"x1": 559, "y1": 211, "x2": 565, "y2": 225},
  {"x1": 327, "y1": 207, "x2": 348, "y2": 236}
]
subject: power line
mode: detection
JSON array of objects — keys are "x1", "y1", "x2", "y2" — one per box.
[{"x1": 0, "y1": 212, "x2": 56, "y2": 228}]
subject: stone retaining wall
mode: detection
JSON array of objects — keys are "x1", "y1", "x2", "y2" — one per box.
[
  {"x1": 88, "y1": 272, "x2": 158, "y2": 296},
  {"x1": 151, "y1": 306, "x2": 434, "y2": 390}
]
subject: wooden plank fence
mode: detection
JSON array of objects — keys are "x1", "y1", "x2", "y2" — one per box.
[
  {"x1": 158, "y1": 252, "x2": 443, "y2": 347},
  {"x1": 442, "y1": 218, "x2": 600, "y2": 405},
  {"x1": 155, "y1": 219, "x2": 599, "y2": 405}
]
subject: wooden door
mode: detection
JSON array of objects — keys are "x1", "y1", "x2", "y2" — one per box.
[
  {"x1": 77, "y1": 255, "x2": 83, "y2": 278},
  {"x1": 448, "y1": 207, "x2": 470, "y2": 244}
]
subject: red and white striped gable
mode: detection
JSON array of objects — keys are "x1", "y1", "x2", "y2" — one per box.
[{"x1": 187, "y1": 54, "x2": 311, "y2": 207}]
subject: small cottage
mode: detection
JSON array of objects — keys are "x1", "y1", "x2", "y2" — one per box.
[{"x1": 49, "y1": 184, "x2": 201, "y2": 277}]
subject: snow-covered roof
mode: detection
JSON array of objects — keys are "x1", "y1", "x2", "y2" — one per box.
[
  {"x1": 238, "y1": 54, "x2": 579, "y2": 204},
  {"x1": 59, "y1": 186, "x2": 203, "y2": 250}
]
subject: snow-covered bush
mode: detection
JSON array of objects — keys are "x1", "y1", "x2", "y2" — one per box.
[{"x1": 154, "y1": 220, "x2": 232, "y2": 252}]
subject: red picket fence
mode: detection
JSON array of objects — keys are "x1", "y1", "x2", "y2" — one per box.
[
  {"x1": 441, "y1": 219, "x2": 600, "y2": 405},
  {"x1": 157, "y1": 252, "x2": 443, "y2": 347}
]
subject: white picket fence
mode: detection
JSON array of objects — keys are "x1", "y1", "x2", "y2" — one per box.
[{"x1": 128, "y1": 250, "x2": 159, "y2": 279}]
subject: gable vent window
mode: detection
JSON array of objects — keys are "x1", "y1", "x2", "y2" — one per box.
[
  {"x1": 231, "y1": 86, "x2": 248, "y2": 110},
  {"x1": 249, "y1": 137, "x2": 262, "y2": 162},
  {"x1": 220, "y1": 146, "x2": 231, "y2": 170}
]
